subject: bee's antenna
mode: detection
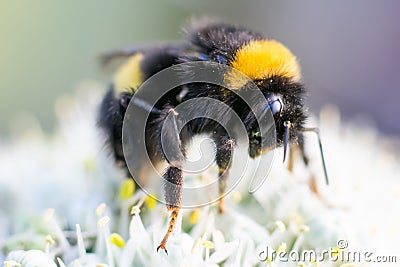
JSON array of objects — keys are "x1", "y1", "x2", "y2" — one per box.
[
  {"x1": 283, "y1": 121, "x2": 291, "y2": 163},
  {"x1": 300, "y1": 127, "x2": 329, "y2": 185}
]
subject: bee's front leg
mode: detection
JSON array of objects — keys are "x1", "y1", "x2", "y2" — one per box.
[
  {"x1": 213, "y1": 130, "x2": 235, "y2": 213},
  {"x1": 156, "y1": 107, "x2": 185, "y2": 254}
]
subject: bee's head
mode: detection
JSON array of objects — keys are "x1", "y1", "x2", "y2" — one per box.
[
  {"x1": 246, "y1": 76, "x2": 307, "y2": 158},
  {"x1": 225, "y1": 38, "x2": 307, "y2": 158},
  {"x1": 260, "y1": 76, "x2": 307, "y2": 141}
]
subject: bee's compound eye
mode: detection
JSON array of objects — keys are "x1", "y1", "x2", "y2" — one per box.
[
  {"x1": 268, "y1": 95, "x2": 284, "y2": 117},
  {"x1": 269, "y1": 99, "x2": 282, "y2": 116},
  {"x1": 263, "y1": 93, "x2": 284, "y2": 117}
]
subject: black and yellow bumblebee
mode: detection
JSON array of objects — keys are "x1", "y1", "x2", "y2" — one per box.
[{"x1": 98, "y1": 20, "x2": 328, "y2": 253}]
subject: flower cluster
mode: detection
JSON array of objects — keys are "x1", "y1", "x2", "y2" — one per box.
[{"x1": 1, "y1": 84, "x2": 399, "y2": 266}]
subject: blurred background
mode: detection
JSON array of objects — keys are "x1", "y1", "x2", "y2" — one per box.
[{"x1": 1, "y1": 0, "x2": 399, "y2": 137}]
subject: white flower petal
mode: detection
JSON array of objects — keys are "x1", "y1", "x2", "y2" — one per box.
[{"x1": 209, "y1": 240, "x2": 239, "y2": 264}]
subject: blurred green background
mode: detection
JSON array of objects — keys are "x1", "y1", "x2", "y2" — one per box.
[{"x1": 1, "y1": 0, "x2": 399, "y2": 136}]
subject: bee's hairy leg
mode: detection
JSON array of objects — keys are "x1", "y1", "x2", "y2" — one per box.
[
  {"x1": 157, "y1": 166, "x2": 182, "y2": 254},
  {"x1": 213, "y1": 132, "x2": 234, "y2": 213},
  {"x1": 156, "y1": 107, "x2": 184, "y2": 254}
]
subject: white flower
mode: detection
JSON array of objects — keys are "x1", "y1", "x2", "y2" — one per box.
[{"x1": 6, "y1": 250, "x2": 57, "y2": 267}]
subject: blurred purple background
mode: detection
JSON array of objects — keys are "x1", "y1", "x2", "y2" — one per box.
[{"x1": 221, "y1": 0, "x2": 400, "y2": 136}]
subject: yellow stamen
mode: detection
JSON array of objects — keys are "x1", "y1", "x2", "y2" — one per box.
[
  {"x1": 299, "y1": 224, "x2": 310, "y2": 233},
  {"x1": 4, "y1": 261, "x2": 21, "y2": 267},
  {"x1": 144, "y1": 194, "x2": 157, "y2": 210},
  {"x1": 45, "y1": 235, "x2": 55, "y2": 246},
  {"x1": 119, "y1": 179, "x2": 135, "y2": 200},
  {"x1": 110, "y1": 233, "x2": 126, "y2": 248},
  {"x1": 96, "y1": 203, "x2": 107, "y2": 216},
  {"x1": 275, "y1": 220, "x2": 286, "y2": 232},
  {"x1": 202, "y1": 240, "x2": 214, "y2": 249},
  {"x1": 189, "y1": 209, "x2": 201, "y2": 224},
  {"x1": 98, "y1": 216, "x2": 110, "y2": 228}
]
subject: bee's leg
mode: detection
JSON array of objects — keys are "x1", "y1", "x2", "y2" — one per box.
[
  {"x1": 297, "y1": 133, "x2": 309, "y2": 166},
  {"x1": 157, "y1": 166, "x2": 182, "y2": 254},
  {"x1": 297, "y1": 133, "x2": 320, "y2": 195},
  {"x1": 213, "y1": 132, "x2": 234, "y2": 213},
  {"x1": 288, "y1": 134, "x2": 309, "y2": 173},
  {"x1": 98, "y1": 89, "x2": 131, "y2": 169},
  {"x1": 99, "y1": 89, "x2": 161, "y2": 171},
  {"x1": 156, "y1": 108, "x2": 185, "y2": 254},
  {"x1": 287, "y1": 145, "x2": 296, "y2": 172}
]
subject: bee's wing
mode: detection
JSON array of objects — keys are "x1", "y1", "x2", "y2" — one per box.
[
  {"x1": 100, "y1": 42, "x2": 190, "y2": 70},
  {"x1": 100, "y1": 45, "x2": 147, "y2": 67}
]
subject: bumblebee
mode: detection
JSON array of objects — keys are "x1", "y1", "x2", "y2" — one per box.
[{"x1": 98, "y1": 21, "x2": 328, "y2": 253}]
